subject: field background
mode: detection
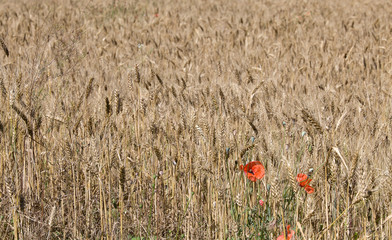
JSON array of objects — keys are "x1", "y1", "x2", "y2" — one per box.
[{"x1": 0, "y1": 0, "x2": 392, "y2": 239}]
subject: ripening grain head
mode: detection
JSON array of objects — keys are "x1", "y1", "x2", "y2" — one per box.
[{"x1": 0, "y1": 0, "x2": 391, "y2": 239}]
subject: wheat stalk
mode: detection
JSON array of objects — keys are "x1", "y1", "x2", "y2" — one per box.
[{"x1": 301, "y1": 109, "x2": 323, "y2": 134}]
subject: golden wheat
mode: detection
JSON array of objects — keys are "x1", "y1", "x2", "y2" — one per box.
[{"x1": 0, "y1": 0, "x2": 391, "y2": 239}]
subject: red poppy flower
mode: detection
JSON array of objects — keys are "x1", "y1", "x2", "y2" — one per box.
[
  {"x1": 259, "y1": 199, "x2": 264, "y2": 206},
  {"x1": 296, "y1": 173, "x2": 311, "y2": 187},
  {"x1": 240, "y1": 161, "x2": 265, "y2": 182},
  {"x1": 305, "y1": 185, "x2": 315, "y2": 194},
  {"x1": 296, "y1": 173, "x2": 315, "y2": 194},
  {"x1": 277, "y1": 225, "x2": 295, "y2": 240}
]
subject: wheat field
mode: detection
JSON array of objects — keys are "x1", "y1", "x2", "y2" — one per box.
[{"x1": 0, "y1": 0, "x2": 392, "y2": 239}]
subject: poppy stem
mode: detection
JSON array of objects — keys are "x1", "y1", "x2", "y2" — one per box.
[{"x1": 225, "y1": 155, "x2": 239, "y2": 225}]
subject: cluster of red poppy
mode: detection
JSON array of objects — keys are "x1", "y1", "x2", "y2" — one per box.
[
  {"x1": 296, "y1": 173, "x2": 315, "y2": 194},
  {"x1": 240, "y1": 161, "x2": 315, "y2": 239},
  {"x1": 239, "y1": 161, "x2": 315, "y2": 194}
]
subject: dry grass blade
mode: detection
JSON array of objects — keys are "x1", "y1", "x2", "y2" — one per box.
[
  {"x1": 0, "y1": 77, "x2": 7, "y2": 100},
  {"x1": 11, "y1": 103, "x2": 33, "y2": 137},
  {"x1": 0, "y1": 36, "x2": 9, "y2": 57},
  {"x1": 332, "y1": 147, "x2": 349, "y2": 171},
  {"x1": 46, "y1": 206, "x2": 56, "y2": 240},
  {"x1": 348, "y1": 153, "x2": 359, "y2": 181},
  {"x1": 85, "y1": 77, "x2": 94, "y2": 100}
]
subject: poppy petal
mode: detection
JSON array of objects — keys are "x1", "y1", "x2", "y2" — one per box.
[
  {"x1": 297, "y1": 173, "x2": 312, "y2": 187},
  {"x1": 251, "y1": 164, "x2": 265, "y2": 180},
  {"x1": 300, "y1": 178, "x2": 312, "y2": 187},
  {"x1": 296, "y1": 173, "x2": 308, "y2": 184},
  {"x1": 305, "y1": 185, "x2": 315, "y2": 194},
  {"x1": 241, "y1": 161, "x2": 265, "y2": 182},
  {"x1": 276, "y1": 225, "x2": 295, "y2": 240},
  {"x1": 276, "y1": 235, "x2": 285, "y2": 240},
  {"x1": 286, "y1": 225, "x2": 295, "y2": 238},
  {"x1": 242, "y1": 161, "x2": 260, "y2": 172}
]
